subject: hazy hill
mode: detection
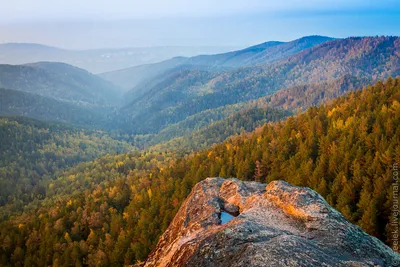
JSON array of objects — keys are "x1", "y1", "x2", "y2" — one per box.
[
  {"x1": 118, "y1": 36, "x2": 400, "y2": 134},
  {"x1": 100, "y1": 57, "x2": 188, "y2": 91},
  {"x1": 0, "y1": 43, "x2": 238, "y2": 73},
  {"x1": 0, "y1": 62, "x2": 121, "y2": 106},
  {"x1": 0, "y1": 88, "x2": 109, "y2": 127},
  {"x1": 0, "y1": 43, "x2": 66, "y2": 59},
  {"x1": 185, "y1": 35, "x2": 334, "y2": 69},
  {"x1": 121, "y1": 69, "x2": 216, "y2": 118},
  {"x1": 101, "y1": 36, "x2": 334, "y2": 90}
]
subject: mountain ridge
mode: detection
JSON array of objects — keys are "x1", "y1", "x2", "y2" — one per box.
[
  {"x1": 101, "y1": 35, "x2": 334, "y2": 90},
  {"x1": 117, "y1": 36, "x2": 399, "y2": 134}
]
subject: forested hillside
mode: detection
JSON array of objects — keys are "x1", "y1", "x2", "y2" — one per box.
[
  {"x1": 0, "y1": 88, "x2": 110, "y2": 128},
  {"x1": 151, "y1": 106, "x2": 290, "y2": 152},
  {"x1": 132, "y1": 74, "x2": 365, "y2": 149},
  {"x1": 184, "y1": 35, "x2": 334, "y2": 69},
  {"x1": 260, "y1": 75, "x2": 370, "y2": 111},
  {"x1": 0, "y1": 78, "x2": 398, "y2": 266},
  {"x1": 119, "y1": 36, "x2": 400, "y2": 134},
  {"x1": 0, "y1": 117, "x2": 134, "y2": 209},
  {"x1": 0, "y1": 62, "x2": 121, "y2": 106}
]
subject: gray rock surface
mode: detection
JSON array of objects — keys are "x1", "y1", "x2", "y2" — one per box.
[{"x1": 144, "y1": 178, "x2": 400, "y2": 267}]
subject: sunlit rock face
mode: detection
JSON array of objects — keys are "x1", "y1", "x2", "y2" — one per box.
[{"x1": 144, "y1": 178, "x2": 400, "y2": 267}]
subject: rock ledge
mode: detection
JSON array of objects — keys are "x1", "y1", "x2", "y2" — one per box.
[{"x1": 144, "y1": 178, "x2": 399, "y2": 267}]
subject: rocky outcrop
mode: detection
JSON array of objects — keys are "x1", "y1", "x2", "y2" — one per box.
[{"x1": 144, "y1": 178, "x2": 400, "y2": 267}]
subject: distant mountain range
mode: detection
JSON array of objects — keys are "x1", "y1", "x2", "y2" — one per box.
[
  {"x1": 0, "y1": 43, "x2": 239, "y2": 73},
  {"x1": 101, "y1": 36, "x2": 334, "y2": 90},
  {"x1": 115, "y1": 36, "x2": 400, "y2": 135},
  {"x1": 1, "y1": 35, "x2": 399, "y2": 147}
]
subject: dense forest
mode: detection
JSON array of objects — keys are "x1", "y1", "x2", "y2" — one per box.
[
  {"x1": 152, "y1": 106, "x2": 290, "y2": 152},
  {"x1": 0, "y1": 88, "x2": 111, "y2": 128},
  {"x1": 0, "y1": 78, "x2": 398, "y2": 266},
  {"x1": 0, "y1": 117, "x2": 134, "y2": 210}
]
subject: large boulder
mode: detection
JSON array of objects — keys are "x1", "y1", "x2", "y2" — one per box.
[{"x1": 144, "y1": 178, "x2": 400, "y2": 267}]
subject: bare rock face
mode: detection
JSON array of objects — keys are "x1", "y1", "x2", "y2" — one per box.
[{"x1": 144, "y1": 178, "x2": 400, "y2": 267}]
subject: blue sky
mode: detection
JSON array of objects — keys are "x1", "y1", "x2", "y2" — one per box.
[{"x1": 0, "y1": 0, "x2": 399, "y2": 49}]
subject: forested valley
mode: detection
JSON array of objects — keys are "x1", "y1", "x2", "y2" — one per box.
[
  {"x1": 0, "y1": 34, "x2": 400, "y2": 266},
  {"x1": 0, "y1": 78, "x2": 398, "y2": 266}
]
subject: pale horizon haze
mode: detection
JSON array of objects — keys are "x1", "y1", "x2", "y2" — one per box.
[{"x1": 0, "y1": 0, "x2": 399, "y2": 49}]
